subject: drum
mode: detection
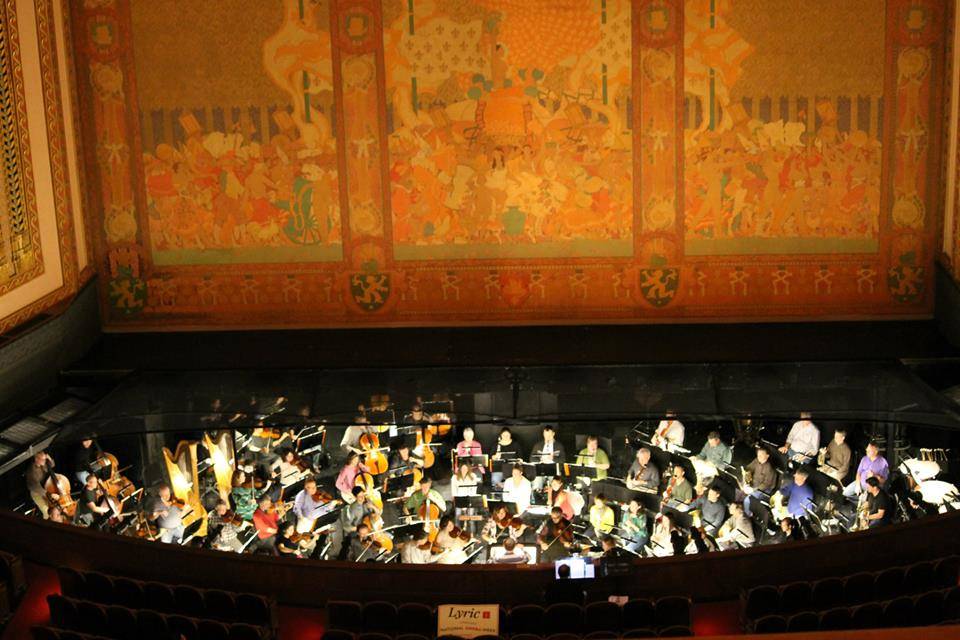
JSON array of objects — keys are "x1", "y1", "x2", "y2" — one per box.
[
  {"x1": 900, "y1": 458, "x2": 941, "y2": 483},
  {"x1": 917, "y1": 480, "x2": 960, "y2": 508}
]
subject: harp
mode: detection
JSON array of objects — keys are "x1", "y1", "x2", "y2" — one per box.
[
  {"x1": 202, "y1": 431, "x2": 236, "y2": 502},
  {"x1": 162, "y1": 441, "x2": 208, "y2": 537}
]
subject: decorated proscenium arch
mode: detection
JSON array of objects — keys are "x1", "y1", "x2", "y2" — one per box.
[{"x1": 72, "y1": 0, "x2": 946, "y2": 328}]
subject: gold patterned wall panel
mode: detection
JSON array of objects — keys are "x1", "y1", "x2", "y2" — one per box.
[{"x1": 73, "y1": 0, "x2": 948, "y2": 328}]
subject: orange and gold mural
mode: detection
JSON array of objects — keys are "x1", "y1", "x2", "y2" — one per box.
[{"x1": 72, "y1": 0, "x2": 948, "y2": 328}]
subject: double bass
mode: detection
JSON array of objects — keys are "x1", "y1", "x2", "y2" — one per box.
[
  {"x1": 45, "y1": 472, "x2": 76, "y2": 519},
  {"x1": 359, "y1": 431, "x2": 389, "y2": 476}
]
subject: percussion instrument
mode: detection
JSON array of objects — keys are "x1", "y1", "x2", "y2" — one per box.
[
  {"x1": 917, "y1": 480, "x2": 960, "y2": 511},
  {"x1": 900, "y1": 459, "x2": 941, "y2": 483}
]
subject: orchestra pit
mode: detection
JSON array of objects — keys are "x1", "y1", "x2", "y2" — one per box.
[{"x1": 4, "y1": 1, "x2": 960, "y2": 639}]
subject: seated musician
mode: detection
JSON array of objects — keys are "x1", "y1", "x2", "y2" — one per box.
[
  {"x1": 601, "y1": 535, "x2": 628, "y2": 558},
  {"x1": 340, "y1": 411, "x2": 370, "y2": 453},
  {"x1": 503, "y1": 464, "x2": 532, "y2": 514},
  {"x1": 455, "y1": 426, "x2": 484, "y2": 475},
  {"x1": 575, "y1": 435, "x2": 610, "y2": 482},
  {"x1": 495, "y1": 537, "x2": 530, "y2": 564},
  {"x1": 697, "y1": 431, "x2": 732, "y2": 468},
  {"x1": 531, "y1": 426, "x2": 566, "y2": 491},
  {"x1": 743, "y1": 447, "x2": 778, "y2": 516},
  {"x1": 230, "y1": 469, "x2": 259, "y2": 521},
  {"x1": 480, "y1": 505, "x2": 511, "y2": 545},
  {"x1": 817, "y1": 428, "x2": 851, "y2": 484},
  {"x1": 349, "y1": 523, "x2": 375, "y2": 561},
  {"x1": 490, "y1": 427, "x2": 523, "y2": 487},
  {"x1": 75, "y1": 474, "x2": 110, "y2": 528},
  {"x1": 293, "y1": 477, "x2": 334, "y2": 533},
  {"x1": 863, "y1": 477, "x2": 892, "y2": 528},
  {"x1": 388, "y1": 441, "x2": 423, "y2": 474},
  {"x1": 620, "y1": 498, "x2": 648, "y2": 553},
  {"x1": 335, "y1": 453, "x2": 363, "y2": 502},
  {"x1": 547, "y1": 476, "x2": 575, "y2": 520},
  {"x1": 149, "y1": 484, "x2": 184, "y2": 544},
  {"x1": 538, "y1": 507, "x2": 574, "y2": 563},
  {"x1": 276, "y1": 522, "x2": 301, "y2": 557},
  {"x1": 588, "y1": 493, "x2": 615, "y2": 538},
  {"x1": 771, "y1": 516, "x2": 804, "y2": 544},
  {"x1": 403, "y1": 476, "x2": 446, "y2": 516},
  {"x1": 651, "y1": 414, "x2": 685, "y2": 452},
  {"x1": 400, "y1": 529, "x2": 433, "y2": 564},
  {"x1": 776, "y1": 470, "x2": 815, "y2": 518},
  {"x1": 328, "y1": 486, "x2": 371, "y2": 560},
  {"x1": 451, "y1": 462, "x2": 480, "y2": 497},
  {"x1": 649, "y1": 514, "x2": 674, "y2": 557},
  {"x1": 25, "y1": 451, "x2": 56, "y2": 519},
  {"x1": 690, "y1": 486, "x2": 727, "y2": 534},
  {"x1": 778, "y1": 413, "x2": 820, "y2": 463},
  {"x1": 252, "y1": 495, "x2": 281, "y2": 554},
  {"x1": 73, "y1": 438, "x2": 98, "y2": 484},
  {"x1": 716, "y1": 502, "x2": 755, "y2": 550},
  {"x1": 842, "y1": 441, "x2": 889, "y2": 500},
  {"x1": 48, "y1": 505, "x2": 66, "y2": 525},
  {"x1": 208, "y1": 499, "x2": 245, "y2": 553},
  {"x1": 271, "y1": 449, "x2": 309, "y2": 490},
  {"x1": 402, "y1": 403, "x2": 430, "y2": 429},
  {"x1": 663, "y1": 465, "x2": 694, "y2": 506},
  {"x1": 626, "y1": 448, "x2": 660, "y2": 492},
  {"x1": 508, "y1": 516, "x2": 535, "y2": 544}
]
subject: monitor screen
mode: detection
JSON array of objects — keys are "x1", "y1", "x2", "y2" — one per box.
[{"x1": 554, "y1": 556, "x2": 596, "y2": 579}]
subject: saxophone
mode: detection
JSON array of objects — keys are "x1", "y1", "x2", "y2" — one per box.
[{"x1": 817, "y1": 446, "x2": 827, "y2": 467}]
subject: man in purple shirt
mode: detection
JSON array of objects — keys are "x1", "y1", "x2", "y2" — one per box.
[{"x1": 843, "y1": 441, "x2": 889, "y2": 499}]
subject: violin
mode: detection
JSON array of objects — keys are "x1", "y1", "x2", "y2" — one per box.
[
  {"x1": 220, "y1": 510, "x2": 246, "y2": 527},
  {"x1": 359, "y1": 432, "x2": 389, "y2": 475},
  {"x1": 266, "y1": 501, "x2": 292, "y2": 517}
]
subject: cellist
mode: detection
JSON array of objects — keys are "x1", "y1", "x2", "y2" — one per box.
[{"x1": 403, "y1": 476, "x2": 445, "y2": 516}]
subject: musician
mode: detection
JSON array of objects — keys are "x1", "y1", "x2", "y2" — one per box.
[
  {"x1": 388, "y1": 441, "x2": 423, "y2": 473},
  {"x1": 335, "y1": 453, "x2": 363, "y2": 499},
  {"x1": 480, "y1": 505, "x2": 511, "y2": 544},
  {"x1": 717, "y1": 502, "x2": 754, "y2": 550},
  {"x1": 293, "y1": 477, "x2": 335, "y2": 533},
  {"x1": 779, "y1": 413, "x2": 820, "y2": 463},
  {"x1": 538, "y1": 507, "x2": 574, "y2": 563},
  {"x1": 252, "y1": 495, "x2": 281, "y2": 554},
  {"x1": 74, "y1": 474, "x2": 110, "y2": 528},
  {"x1": 230, "y1": 469, "x2": 258, "y2": 521},
  {"x1": 818, "y1": 428, "x2": 852, "y2": 484},
  {"x1": 507, "y1": 517, "x2": 534, "y2": 544},
  {"x1": 451, "y1": 462, "x2": 480, "y2": 497},
  {"x1": 620, "y1": 498, "x2": 648, "y2": 553},
  {"x1": 532, "y1": 426, "x2": 566, "y2": 463},
  {"x1": 547, "y1": 476, "x2": 576, "y2": 520},
  {"x1": 649, "y1": 514, "x2": 675, "y2": 557},
  {"x1": 663, "y1": 465, "x2": 693, "y2": 505},
  {"x1": 455, "y1": 426, "x2": 484, "y2": 475},
  {"x1": 697, "y1": 432, "x2": 732, "y2": 468},
  {"x1": 340, "y1": 412, "x2": 371, "y2": 453},
  {"x1": 402, "y1": 403, "x2": 430, "y2": 429},
  {"x1": 743, "y1": 447, "x2": 778, "y2": 517},
  {"x1": 400, "y1": 529, "x2": 433, "y2": 564},
  {"x1": 843, "y1": 441, "x2": 889, "y2": 499},
  {"x1": 863, "y1": 477, "x2": 892, "y2": 528},
  {"x1": 495, "y1": 537, "x2": 530, "y2": 564},
  {"x1": 575, "y1": 435, "x2": 610, "y2": 481},
  {"x1": 403, "y1": 476, "x2": 446, "y2": 515},
  {"x1": 48, "y1": 505, "x2": 66, "y2": 525},
  {"x1": 776, "y1": 470, "x2": 815, "y2": 518},
  {"x1": 349, "y1": 523, "x2": 375, "y2": 561},
  {"x1": 149, "y1": 484, "x2": 184, "y2": 544},
  {"x1": 503, "y1": 464, "x2": 532, "y2": 514},
  {"x1": 490, "y1": 427, "x2": 523, "y2": 487},
  {"x1": 771, "y1": 516, "x2": 804, "y2": 544},
  {"x1": 626, "y1": 448, "x2": 660, "y2": 492},
  {"x1": 690, "y1": 486, "x2": 727, "y2": 534},
  {"x1": 588, "y1": 493, "x2": 615, "y2": 538},
  {"x1": 601, "y1": 535, "x2": 628, "y2": 558},
  {"x1": 25, "y1": 451, "x2": 56, "y2": 519},
  {"x1": 276, "y1": 522, "x2": 301, "y2": 557},
  {"x1": 329, "y1": 486, "x2": 372, "y2": 560},
  {"x1": 73, "y1": 438, "x2": 98, "y2": 484},
  {"x1": 271, "y1": 449, "x2": 309, "y2": 490},
  {"x1": 651, "y1": 414, "x2": 685, "y2": 451},
  {"x1": 208, "y1": 499, "x2": 245, "y2": 553}
]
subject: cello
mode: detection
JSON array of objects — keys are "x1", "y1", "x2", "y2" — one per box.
[
  {"x1": 44, "y1": 472, "x2": 76, "y2": 519},
  {"x1": 354, "y1": 471, "x2": 384, "y2": 511},
  {"x1": 414, "y1": 427, "x2": 436, "y2": 469},
  {"x1": 358, "y1": 431, "x2": 389, "y2": 475}
]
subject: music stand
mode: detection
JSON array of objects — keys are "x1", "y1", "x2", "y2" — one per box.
[
  {"x1": 455, "y1": 455, "x2": 489, "y2": 467},
  {"x1": 563, "y1": 464, "x2": 600, "y2": 480},
  {"x1": 661, "y1": 504, "x2": 694, "y2": 530},
  {"x1": 530, "y1": 462, "x2": 561, "y2": 480}
]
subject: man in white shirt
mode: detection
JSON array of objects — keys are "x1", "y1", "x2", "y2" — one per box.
[
  {"x1": 651, "y1": 414, "x2": 685, "y2": 452},
  {"x1": 400, "y1": 529, "x2": 434, "y2": 564},
  {"x1": 779, "y1": 413, "x2": 820, "y2": 463},
  {"x1": 503, "y1": 464, "x2": 532, "y2": 514}
]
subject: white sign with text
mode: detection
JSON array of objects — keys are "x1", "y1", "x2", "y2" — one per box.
[{"x1": 436, "y1": 604, "x2": 500, "y2": 639}]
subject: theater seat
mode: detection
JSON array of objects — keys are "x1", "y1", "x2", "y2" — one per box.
[
  {"x1": 654, "y1": 596, "x2": 690, "y2": 629},
  {"x1": 361, "y1": 601, "x2": 398, "y2": 633},
  {"x1": 543, "y1": 602, "x2": 583, "y2": 635},
  {"x1": 47, "y1": 595, "x2": 77, "y2": 630},
  {"x1": 508, "y1": 605, "x2": 545, "y2": 634},
  {"x1": 357, "y1": 633, "x2": 393, "y2": 640},
  {"x1": 112, "y1": 578, "x2": 143, "y2": 609},
  {"x1": 742, "y1": 586, "x2": 778, "y2": 622},
  {"x1": 844, "y1": 573, "x2": 875, "y2": 606},
  {"x1": 143, "y1": 582, "x2": 175, "y2": 614},
  {"x1": 658, "y1": 625, "x2": 691, "y2": 637},
  {"x1": 75, "y1": 600, "x2": 108, "y2": 636},
  {"x1": 321, "y1": 631, "x2": 355, "y2": 640},
  {"x1": 136, "y1": 608, "x2": 169, "y2": 640},
  {"x1": 230, "y1": 622, "x2": 266, "y2": 640},
  {"x1": 752, "y1": 614, "x2": 786, "y2": 634},
  {"x1": 583, "y1": 631, "x2": 620, "y2": 640},
  {"x1": 622, "y1": 599, "x2": 655, "y2": 630},
  {"x1": 236, "y1": 593, "x2": 271, "y2": 626},
  {"x1": 584, "y1": 601, "x2": 621, "y2": 632},
  {"x1": 328, "y1": 600, "x2": 363, "y2": 631},
  {"x1": 905, "y1": 562, "x2": 937, "y2": 595},
  {"x1": 620, "y1": 629, "x2": 656, "y2": 639},
  {"x1": 913, "y1": 590, "x2": 945, "y2": 626},
  {"x1": 779, "y1": 582, "x2": 812, "y2": 615},
  {"x1": 84, "y1": 573, "x2": 113, "y2": 604},
  {"x1": 104, "y1": 605, "x2": 137, "y2": 640},
  {"x1": 881, "y1": 596, "x2": 913, "y2": 628},
  {"x1": 819, "y1": 607, "x2": 851, "y2": 631},
  {"x1": 397, "y1": 634, "x2": 431, "y2": 640},
  {"x1": 851, "y1": 602, "x2": 882, "y2": 629},
  {"x1": 811, "y1": 577, "x2": 844, "y2": 612},
  {"x1": 205, "y1": 589, "x2": 237, "y2": 621},
  {"x1": 508, "y1": 634, "x2": 542, "y2": 640},
  {"x1": 397, "y1": 602, "x2": 433, "y2": 635},
  {"x1": 196, "y1": 619, "x2": 231, "y2": 640},
  {"x1": 167, "y1": 614, "x2": 197, "y2": 639},
  {"x1": 874, "y1": 567, "x2": 906, "y2": 601},
  {"x1": 31, "y1": 627, "x2": 59, "y2": 640},
  {"x1": 785, "y1": 611, "x2": 817, "y2": 633},
  {"x1": 936, "y1": 556, "x2": 960, "y2": 588},
  {"x1": 173, "y1": 584, "x2": 205, "y2": 617},
  {"x1": 545, "y1": 634, "x2": 580, "y2": 640}
]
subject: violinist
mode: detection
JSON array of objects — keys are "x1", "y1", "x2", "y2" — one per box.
[
  {"x1": 349, "y1": 523, "x2": 375, "y2": 561},
  {"x1": 208, "y1": 499, "x2": 246, "y2": 553},
  {"x1": 507, "y1": 516, "x2": 535, "y2": 545},
  {"x1": 293, "y1": 477, "x2": 336, "y2": 533},
  {"x1": 490, "y1": 427, "x2": 523, "y2": 487},
  {"x1": 74, "y1": 474, "x2": 110, "y2": 528},
  {"x1": 73, "y1": 438, "x2": 98, "y2": 484},
  {"x1": 26, "y1": 451, "x2": 56, "y2": 519},
  {"x1": 538, "y1": 506, "x2": 574, "y2": 563},
  {"x1": 626, "y1": 448, "x2": 660, "y2": 492},
  {"x1": 149, "y1": 484, "x2": 184, "y2": 544},
  {"x1": 276, "y1": 522, "x2": 301, "y2": 557},
  {"x1": 335, "y1": 453, "x2": 363, "y2": 500},
  {"x1": 662, "y1": 465, "x2": 694, "y2": 506},
  {"x1": 271, "y1": 448, "x2": 311, "y2": 490},
  {"x1": 433, "y1": 516, "x2": 471, "y2": 564},
  {"x1": 252, "y1": 495, "x2": 281, "y2": 554},
  {"x1": 480, "y1": 505, "x2": 511, "y2": 544},
  {"x1": 547, "y1": 476, "x2": 575, "y2": 520},
  {"x1": 230, "y1": 469, "x2": 258, "y2": 521},
  {"x1": 403, "y1": 476, "x2": 445, "y2": 516},
  {"x1": 400, "y1": 529, "x2": 433, "y2": 564}
]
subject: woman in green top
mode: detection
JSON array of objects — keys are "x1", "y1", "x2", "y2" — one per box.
[
  {"x1": 575, "y1": 435, "x2": 610, "y2": 481},
  {"x1": 230, "y1": 469, "x2": 258, "y2": 521},
  {"x1": 620, "y1": 498, "x2": 648, "y2": 554}
]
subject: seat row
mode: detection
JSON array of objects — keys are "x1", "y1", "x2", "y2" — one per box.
[
  {"x1": 46, "y1": 594, "x2": 267, "y2": 640},
  {"x1": 32, "y1": 627, "x2": 113, "y2": 640},
  {"x1": 57, "y1": 566, "x2": 275, "y2": 630},
  {"x1": 750, "y1": 586, "x2": 960, "y2": 634},
  {"x1": 741, "y1": 555, "x2": 959, "y2": 622},
  {"x1": 327, "y1": 598, "x2": 692, "y2": 637},
  {"x1": 321, "y1": 631, "x2": 694, "y2": 640},
  {"x1": 0, "y1": 550, "x2": 25, "y2": 615}
]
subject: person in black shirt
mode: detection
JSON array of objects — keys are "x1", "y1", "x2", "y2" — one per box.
[
  {"x1": 74, "y1": 474, "x2": 109, "y2": 527},
  {"x1": 73, "y1": 439, "x2": 98, "y2": 484},
  {"x1": 490, "y1": 427, "x2": 524, "y2": 487},
  {"x1": 277, "y1": 522, "x2": 300, "y2": 557},
  {"x1": 864, "y1": 477, "x2": 892, "y2": 528},
  {"x1": 544, "y1": 563, "x2": 585, "y2": 605},
  {"x1": 601, "y1": 535, "x2": 628, "y2": 558}
]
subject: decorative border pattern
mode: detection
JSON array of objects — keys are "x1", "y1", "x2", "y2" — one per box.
[{"x1": 73, "y1": 0, "x2": 948, "y2": 329}]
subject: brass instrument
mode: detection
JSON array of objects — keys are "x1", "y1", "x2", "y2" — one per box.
[{"x1": 817, "y1": 447, "x2": 827, "y2": 467}]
